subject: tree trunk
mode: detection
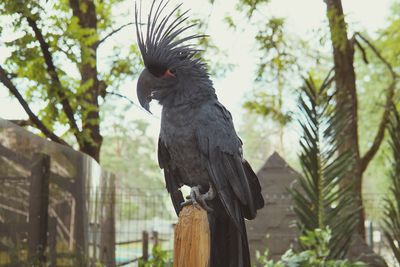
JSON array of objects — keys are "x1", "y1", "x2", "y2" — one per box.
[
  {"x1": 70, "y1": 0, "x2": 103, "y2": 162},
  {"x1": 324, "y1": 0, "x2": 365, "y2": 238}
]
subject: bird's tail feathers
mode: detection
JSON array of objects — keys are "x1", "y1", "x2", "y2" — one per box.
[
  {"x1": 209, "y1": 198, "x2": 251, "y2": 267},
  {"x1": 242, "y1": 160, "x2": 264, "y2": 219}
]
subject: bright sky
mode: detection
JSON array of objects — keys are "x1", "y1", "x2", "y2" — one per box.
[{"x1": 0, "y1": 0, "x2": 393, "y2": 139}]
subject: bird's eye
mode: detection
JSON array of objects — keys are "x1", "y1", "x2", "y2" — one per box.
[{"x1": 161, "y1": 68, "x2": 176, "y2": 79}]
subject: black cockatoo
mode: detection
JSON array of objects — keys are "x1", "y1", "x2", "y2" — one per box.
[{"x1": 135, "y1": 1, "x2": 264, "y2": 266}]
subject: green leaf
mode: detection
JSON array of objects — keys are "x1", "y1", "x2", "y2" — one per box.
[{"x1": 289, "y1": 73, "x2": 359, "y2": 259}]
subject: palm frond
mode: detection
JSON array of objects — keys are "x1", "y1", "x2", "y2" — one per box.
[
  {"x1": 289, "y1": 72, "x2": 359, "y2": 259},
  {"x1": 382, "y1": 105, "x2": 400, "y2": 264}
]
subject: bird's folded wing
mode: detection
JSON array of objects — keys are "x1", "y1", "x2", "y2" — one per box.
[
  {"x1": 195, "y1": 102, "x2": 264, "y2": 231},
  {"x1": 158, "y1": 137, "x2": 185, "y2": 215}
]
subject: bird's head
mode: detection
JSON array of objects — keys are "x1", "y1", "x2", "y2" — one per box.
[{"x1": 135, "y1": 0, "x2": 210, "y2": 112}]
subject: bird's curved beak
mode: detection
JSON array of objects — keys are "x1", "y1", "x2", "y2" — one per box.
[{"x1": 136, "y1": 69, "x2": 152, "y2": 113}]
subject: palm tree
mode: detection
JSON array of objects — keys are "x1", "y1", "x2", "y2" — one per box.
[
  {"x1": 382, "y1": 105, "x2": 400, "y2": 263},
  {"x1": 290, "y1": 72, "x2": 359, "y2": 259}
]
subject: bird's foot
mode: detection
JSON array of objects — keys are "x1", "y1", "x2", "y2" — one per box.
[{"x1": 181, "y1": 184, "x2": 216, "y2": 212}]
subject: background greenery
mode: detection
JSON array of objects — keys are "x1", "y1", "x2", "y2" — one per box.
[{"x1": 0, "y1": 0, "x2": 399, "y2": 264}]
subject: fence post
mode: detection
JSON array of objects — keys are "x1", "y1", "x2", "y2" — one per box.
[
  {"x1": 48, "y1": 215, "x2": 57, "y2": 267},
  {"x1": 73, "y1": 156, "x2": 88, "y2": 265},
  {"x1": 367, "y1": 221, "x2": 374, "y2": 250},
  {"x1": 28, "y1": 153, "x2": 50, "y2": 264},
  {"x1": 142, "y1": 231, "x2": 149, "y2": 262},
  {"x1": 100, "y1": 173, "x2": 116, "y2": 267},
  {"x1": 153, "y1": 230, "x2": 159, "y2": 247}
]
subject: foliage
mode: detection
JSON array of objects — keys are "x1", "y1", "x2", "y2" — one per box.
[
  {"x1": 237, "y1": 111, "x2": 273, "y2": 170},
  {"x1": 99, "y1": 107, "x2": 172, "y2": 219},
  {"x1": 237, "y1": 0, "x2": 399, "y2": 228},
  {"x1": 353, "y1": 37, "x2": 394, "y2": 219},
  {"x1": 382, "y1": 106, "x2": 400, "y2": 264},
  {"x1": 237, "y1": 0, "x2": 320, "y2": 155},
  {"x1": 256, "y1": 228, "x2": 366, "y2": 267},
  {"x1": 238, "y1": 0, "x2": 271, "y2": 18},
  {"x1": 379, "y1": 1, "x2": 400, "y2": 69},
  {"x1": 243, "y1": 91, "x2": 292, "y2": 126},
  {"x1": 138, "y1": 245, "x2": 172, "y2": 267},
  {"x1": 0, "y1": 0, "x2": 142, "y2": 160},
  {"x1": 289, "y1": 73, "x2": 358, "y2": 259},
  {"x1": 100, "y1": 110, "x2": 162, "y2": 189},
  {"x1": 241, "y1": 12, "x2": 296, "y2": 128}
]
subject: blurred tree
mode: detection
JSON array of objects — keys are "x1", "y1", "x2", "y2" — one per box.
[
  {"x1": 378, "y1": 1, "x2": 400, "y2": 71},
  {"x1": 236, "y1": 0, "x2": 329, "y2": 156},
  {"x1": 100, "y1": 104, "x2": 163, "y2": 189},
  {"x1": 237, "y1": 111, "x2": 273, "y2": 171},
  {"x1": 0, "y1": 0, "x2": 142, "y2": 162},
  {"x1": 238, "y1": 1, "x2": 298, "y2": 154},
  {"x1": 237, "y1": 0, "x2": 398, "y2": 238},
  {"x1": 330, "y1": 1, "x2": 400, "y2": 222},
  {"x1": 324, "y1": 0, "x2": 397, "y2": 237}
]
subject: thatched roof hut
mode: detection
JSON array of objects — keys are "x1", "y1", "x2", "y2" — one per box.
[{"x1": 246, "y1": 152, "x2": 300, "y2": 261}]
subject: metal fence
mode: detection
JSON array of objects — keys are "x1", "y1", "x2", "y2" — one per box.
[{"x1": 108, "y1": 188, "x2": 176, "y2": 266}]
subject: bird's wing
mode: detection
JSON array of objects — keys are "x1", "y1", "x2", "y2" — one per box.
[
  {"x1": 158, "y1": 137, "x2": 184, "y2": 215},
  {"x1": 195, "y1": 102, "x2": 264, "y2": 230}
]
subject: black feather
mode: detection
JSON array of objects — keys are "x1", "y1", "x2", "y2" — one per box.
[{"x1": 135, "y1": 0, "x2": 206, "y2": 76}]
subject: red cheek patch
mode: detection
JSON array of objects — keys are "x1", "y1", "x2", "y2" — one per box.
[{"x1": 161, "y1": 69, "x2": 176, "y2": 78}]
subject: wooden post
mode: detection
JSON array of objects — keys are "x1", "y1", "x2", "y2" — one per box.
[
  {"x1": 48, "y1": 216, "x2": 57, "y2": 267},
  {"x1": 100, "y1": 173, "x2": 116, "y2": 267},
  {"x1": 142, "y1": 231, "x2": 149, "y2": 262},
  {"x1": 152, "y1": 230, "x2": 159, "y2": 247},
  {"x1": 73, "y1": 156, "x2": 88, "y2": 265},
  {"x1": 173, "y1": 205, "x2": 210, "y2": 267},
  {"x1": 28, "y1": 153, "x2": 50, "y2": 264}
]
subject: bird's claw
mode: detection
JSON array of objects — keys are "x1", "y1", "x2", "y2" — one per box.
[{"x1": 180, "y1": 184, "x2": 215, "y2": 212}]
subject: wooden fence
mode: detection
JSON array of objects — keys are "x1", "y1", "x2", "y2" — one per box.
[
  {"x1": 0, "y1": 148, "x2": 117, "y2": 266},
  {"x1": 0, "y1": 119, "x2": 116, "y2": 266},
  {"x1": 0, "y1": 119, "x2": 177, "y2": 267}
]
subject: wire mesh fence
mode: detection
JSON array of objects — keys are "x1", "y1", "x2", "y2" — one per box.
[{"x1": 103, "y1": 188, "x2": 176, "y2": 266}]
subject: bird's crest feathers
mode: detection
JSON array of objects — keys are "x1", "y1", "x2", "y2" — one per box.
[{"x1": 135, "y1": 0, "x2": 206, "y2": 76}]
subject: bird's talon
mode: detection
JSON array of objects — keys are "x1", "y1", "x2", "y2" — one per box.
[
  {"x1": 182, "y1": 184, "x2": 216, "y2": 212},
  {"x1": 193, "y1": 203, "x2": 201, "y2": 210},
  {"x1": 200, "y1": 201, "x2": 213, "y2": 212},
  {"x1": 180, "y1": 199, "x2": 192, "y2": 207}
]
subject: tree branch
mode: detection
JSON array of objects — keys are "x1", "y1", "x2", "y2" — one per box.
[
  {"x1": 96, "y1": 22, "x2": 135, "y2": 47},
  {"x1": 106, "y1": 91, "x2": 156, "y2": 116},
  {"x1": 25, "y1": 16, "x2": 80, "y2": 135},
  {"x1": 107, "y1": 91, "x2": 139, "y2": 107},
  {"x1": 0, "y1": 65, "x2": 70, "y2": 146},
  {"x1": 352, "y1": 36, "x2": 369, "y2": 64},
  {"x1": 355, "y1": 33, "x2": 397, "y2": 78},
  {"x1": 354, "y1": 33, "x2": 397, "y2": 173}
]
